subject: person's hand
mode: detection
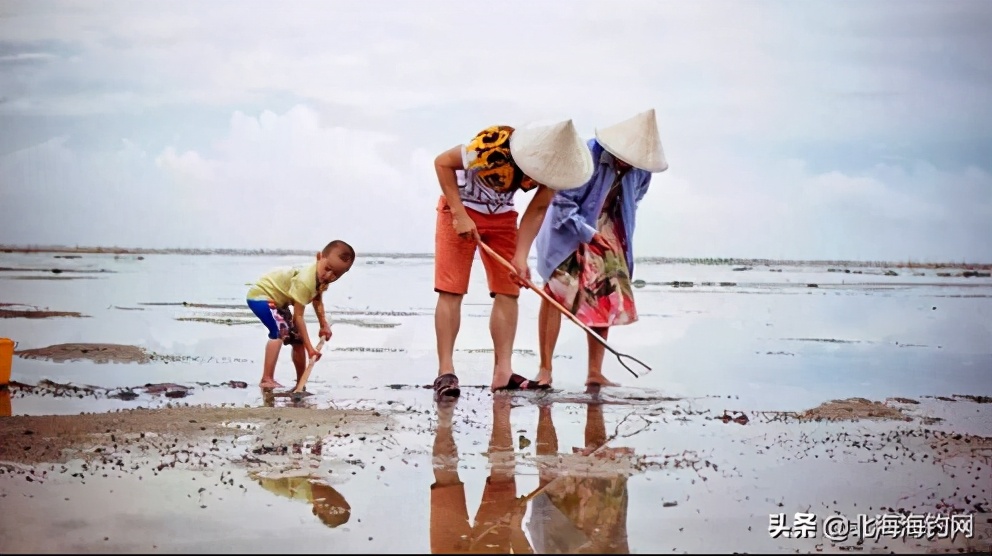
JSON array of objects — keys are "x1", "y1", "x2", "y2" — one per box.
[
  {"x1": 307, "y1": 345, "x2": 322, "y2": 361},
  {"x1": 452, "y1": 211, "x2": 480, "y2": 241},
  {"x1": 590, "y1": 232, "x2": 611, "y2": 251},
  {"x1": 318, "y1": 324, "x2": 332, "y2": 341},
  {"x1": 510, "y1": 253, "x2": 531, "y2": 286}
]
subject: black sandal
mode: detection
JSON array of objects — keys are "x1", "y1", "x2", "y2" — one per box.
[
  {"x1": 433, "y1": 373, "x2": 461, "y2": 400},
  {"x1": 531, "y1": 377, "x2": 553, "y2": 390},
  {"x1": 494, "y1": 373, "x2": 550, "y2": 392}
]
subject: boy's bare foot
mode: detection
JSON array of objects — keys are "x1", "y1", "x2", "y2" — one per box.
[
  {"x1": 259, "y1": 379, "x2": 283, "y2": 389},
  {"x1": 535, "y1": 367, "x2": 553, "y2": 387},
  {"x1": 585, "y1": 373, "x2": 619, "y2": 387}
]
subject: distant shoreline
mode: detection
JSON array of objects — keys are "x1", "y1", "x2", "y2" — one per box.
[{"x1": 1, "y1": 245, "x2": 990, "y2": 269}]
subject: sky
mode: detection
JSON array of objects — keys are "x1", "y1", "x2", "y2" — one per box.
[{"x1": 1, "y1": 0, "x2": 990, "y2": 262}]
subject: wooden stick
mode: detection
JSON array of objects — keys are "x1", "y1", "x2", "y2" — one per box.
[
  {"x1": 477, "y1": 241, "x2": 611, "y2": 347},
  {"x1": 292, "y1": 338, "x2": 325, "y2": 394},
  {"x1": 476, "y1": 240, "x2": 650, "y2": 377}
]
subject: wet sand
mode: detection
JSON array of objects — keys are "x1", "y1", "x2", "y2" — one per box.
[
  {"x1": 0, "y1": 304, "x2": 86, "y2": 319},
  {"x1": 16, "y1": 343, "x2": 153, "y2": 364},
  {"x1": 0, "y1": 404, "x2": 390, "y2": 467},
  {"x1": 2, "y1": 379, "x2": 990, "y2": 554},
  {"x1": 1, "y1": 251, "x2": 990, "y2": 553}
]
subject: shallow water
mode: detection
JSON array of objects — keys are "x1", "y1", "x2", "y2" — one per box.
[
  {"x1": 1, "y1": 252, "x2": 991, "y2": 553},
  {"x1": 2, "y1": 252, "x2": 990, "y2": 410},
  {"x1": 2, "y1": 391, "x2": 990, "y2": 554}
]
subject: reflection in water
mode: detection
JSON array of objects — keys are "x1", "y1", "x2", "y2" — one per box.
[
  {"x1": 259, "y1": 387, "x2": 315, "y2": 408},
  {"x1": 431, "y1": 396, "x2": 533, "y2": 553},
  {"x1": 529, "y1": 403, "x2": 631, "y2": 554},
  {"x1": 254, "y1": 473, "x2": 351, "y2": 528},
  {"x1": 261, "y1": 387, "x2": 275, "y2": 408},
  {"x1": 0, "y1": 387, "x2": 10, "y2": 417},
  {"x1": 431, "y1": 396, "x2": 633, "y2": 554}
]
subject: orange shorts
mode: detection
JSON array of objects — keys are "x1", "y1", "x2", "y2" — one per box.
[{"x1": 435, "y1": 195, "x2": 520, "y2": 298}]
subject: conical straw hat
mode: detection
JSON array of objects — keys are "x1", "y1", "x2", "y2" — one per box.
[
  {"x1": 594, "y1": 109, "x2": 668, "y2": 173},
  {"x1": 509, "y1": 119, "x2": 594, "y2": 191}
]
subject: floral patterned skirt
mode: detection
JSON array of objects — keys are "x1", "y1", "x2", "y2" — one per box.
[
  {"x1": 544, "y1": 207, "x2": 638, "y2": 328},
  {"x1": 542, "y1": 474, "x2": 630, "y2": 553}
]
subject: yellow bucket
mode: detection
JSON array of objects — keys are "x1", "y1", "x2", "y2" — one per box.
[{"x1": 0, "y1": 337, "x2": 13, "y2": 386}]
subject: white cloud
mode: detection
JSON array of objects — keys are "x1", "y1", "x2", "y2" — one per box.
[
  {"x1": 3, "y1": 0, "x2": 988, "y2": 150},
  {"x1": 0, "y1": 0, "x2": 990, "y2": 260},
  {"x1": 2, "y1": 101, "x2": 989, "y2": 260},
  {"x1": 0, "y1": 136, "x2": 175, "y2": 246},
  {"x1": 155, "y1": 105, "x2": 436, "y2": 252},
  {"x1": 639, "y1": 156, "x2": 992, "y2": 261}
]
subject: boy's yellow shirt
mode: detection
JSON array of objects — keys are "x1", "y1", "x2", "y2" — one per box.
[
  {"x1": 247, "y1": 262, "x2": 322, "y2": 308},
  {"x1": 257, "y1": 475, "x2": 313, "y2": 502}
]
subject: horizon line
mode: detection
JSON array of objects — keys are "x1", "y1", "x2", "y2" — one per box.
[{"x1": 2, "y1": 244, "x2": 990, "y2": 268}]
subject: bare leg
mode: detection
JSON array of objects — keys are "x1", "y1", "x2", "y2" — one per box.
[
  {"x1": 536, "y1": 403, "x2": 558, "y2": 487},
  {"x1": 585, "y1": 402, "x2": 608, "y2": 448},
  {"x1": 260, "y1": 387, "x2": 276, "y2": 407},
  {"x1": 472, "y1": 395, "x2": 521, "y2": 552},
  {"x1": 586, "y1": 327, "x2": 619, "y2": 387},
  {"x1": 433, "y1": 401, "x2": 459, "y2": 484},
  {"x1": 435, "y1": 292, "x2": 463, "y2": 376},
  {"x1": 430, "y1": 400, "x2": 471, "y2": 553},
  {"x1": 291, "y1": 343, "x2": 307, "y2": 384},
  {"x1": 488, "y1": 394, "x2": 515, "y2": 476},
  {"x1": 490, "y1": 294, "x2": 518, "y2": 390},
  {"x1": 259, "y1": 338, "x2": 283, "y2": 388},
  {"x1": 536, "y1": 298, "x2": 561, "y2": 386}
]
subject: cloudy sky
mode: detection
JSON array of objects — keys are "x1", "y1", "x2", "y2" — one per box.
[{"x1": 1, "y1": 0, "x2": 990, "y2": 261}]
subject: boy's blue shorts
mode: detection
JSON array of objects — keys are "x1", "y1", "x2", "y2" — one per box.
[{"x1": 247, "y1": 299, "x2": 302, "y2": 345}]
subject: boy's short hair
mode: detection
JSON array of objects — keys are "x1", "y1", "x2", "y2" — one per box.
[{"x1": 322, "y1": 240, "x2": 355, "y2": 262}]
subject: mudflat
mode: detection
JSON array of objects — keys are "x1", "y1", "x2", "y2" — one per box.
[{"x1": 1, "y1": 251, "x2": 989, "y2": 553}]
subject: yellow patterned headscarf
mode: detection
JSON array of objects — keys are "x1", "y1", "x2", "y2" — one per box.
[{"x1": 465, "y1": 125, "x2": 532, "y2": 193}]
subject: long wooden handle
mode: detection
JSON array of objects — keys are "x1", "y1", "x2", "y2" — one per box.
[
  {"x1": 292, "y1": 338, "x2": 325, "y2": 393},
  {"x1": 477, "y1": 241, "x2": 613, "y2": 352}
]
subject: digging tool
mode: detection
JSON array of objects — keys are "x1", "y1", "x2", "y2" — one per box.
[
  {"x1": 477, "y1": 240, "x2": 651, "y2": 378},
  {"x1": 290, "y1": 338, "x2": 325, "y2": 402}
]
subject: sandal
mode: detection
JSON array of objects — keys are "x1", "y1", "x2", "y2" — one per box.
[
  {"x1": 433, "y1": 373, "x2": 461, "y2": 400},
  {"x1": 531, "y1": 377, "x2": 552, "y2": 390},
  {"x1": 494, "y1": 373, "x2": 550, "y2": 392}
]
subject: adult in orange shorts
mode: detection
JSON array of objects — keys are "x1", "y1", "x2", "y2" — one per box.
[{"x1": 432, "y1": 120, "x2": 594, "y2": 398}]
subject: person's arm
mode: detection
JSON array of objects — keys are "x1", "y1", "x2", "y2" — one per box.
[
  {"x1": 292, "y1": 301, "x2": 316, "y2": 355},
  {"x1": 435, "y1": 146, "x2": 479, "y2": 240},
  {"x1": 549, "y1": 185, "x2": 597, "y2": 244},
  {"x1": 634, "y1": 172, "x2": 652, "y2": 205},
  {"x1": 312, "y1": 293, "x2": 332, "y2": 340},
  {"x1": 512, "y1": 185, "x2": 557, "y2": 280}
]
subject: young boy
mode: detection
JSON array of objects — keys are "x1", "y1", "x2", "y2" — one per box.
[{"x1": 246, "y1": 240, "x2": 355, "y2": 388}]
